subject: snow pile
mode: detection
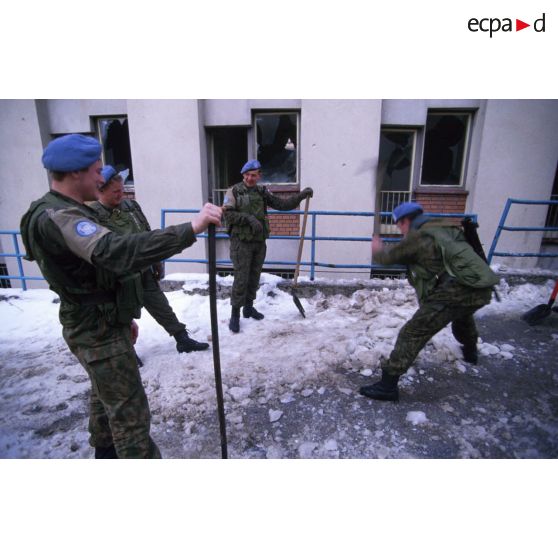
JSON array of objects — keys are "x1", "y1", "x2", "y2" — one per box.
[{"x1": 0, "y1": 274, "x2": 554, "y2": 458}]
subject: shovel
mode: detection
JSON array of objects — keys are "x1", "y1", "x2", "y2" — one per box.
[
  {"x1": 292, "y1": 196, "x2": 310, "y2": 318},
  {"x1": 521, "y1": 278, "x2": 558, "y2": 326}
]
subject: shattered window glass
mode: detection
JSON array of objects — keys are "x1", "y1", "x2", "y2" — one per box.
[
  {"x1": 255, "y1": 113, "x2": 298, "y2": 184},
  {"x1": 421, "y1": 112, "x2": 471, "y2": 186}
]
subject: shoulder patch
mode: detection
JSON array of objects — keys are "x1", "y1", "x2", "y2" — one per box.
[{"x1": 75, "y1": 220, "x2": 98, "y2": 237}]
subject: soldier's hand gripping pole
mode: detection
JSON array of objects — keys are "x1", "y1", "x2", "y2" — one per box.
[{"x1": 208, "y1": 198, "x2": 228, "y2": 458}]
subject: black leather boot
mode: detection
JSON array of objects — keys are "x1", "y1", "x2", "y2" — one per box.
[
  {"x1": 229, "y1": 307, "x2": 241, "y2": 333},
  {"x1": 174, "y1": 330, "x2": 209, "y2": 353},
  {"x1": 95, "y1": 444, "x2": 118, "y2": 459},
  {"x1": 359, "y1": 371, "x2": 400, "y2": 402},
  {"x1": 243, "y1": 301, "x2": 264, "y2": 320},
  {"x1": 461, "y1": 343, "x2": 478, "y2": 364}
]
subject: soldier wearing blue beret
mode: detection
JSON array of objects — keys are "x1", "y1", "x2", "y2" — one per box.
[
  {"x1": 21, "y1": 134, "x2": 222, "y2": 458},
  {"x1": 360, "y1": 201, "x2": 498, "y2": 402},
  {"x1": 223, "y1": 159, "x2": 313, "y2": 333},
  {"x1": 91, "y1": 165, "x2": 209, "y2": 355}
]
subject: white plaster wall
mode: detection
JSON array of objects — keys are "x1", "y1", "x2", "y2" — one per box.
[
  {"x1": 382, "y1": 99, "x2": 481, "y2": 126},
  {"x1": 469, "y1": 100, "x2": 558, "y2": 268},
  {"x1": 127, "y1": 100, "x2": 207, "y2": 274},
  {"x1": 299, "y1": 99, "x2": 382, "y2": 279},
  {"x1": 45, "y1": 100, "x2": 127, "y2": 134},
  {"x1": 0, "y1": 100, "x2": 50, "y2": 287},
  {"x1": 203, "y1": 99, "x2": 301, "y2": 127}
]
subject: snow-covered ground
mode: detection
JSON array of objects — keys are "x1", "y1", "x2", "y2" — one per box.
[{"x1": 0, "y1": 274, "x2": 556, "y2": 458}]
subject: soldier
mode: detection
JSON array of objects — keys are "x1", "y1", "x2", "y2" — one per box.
[
  {"x1": 360, "y1": 201, "x2": 498, "y2": 402},
  {"x1": 91, "y1": 165, "x2": 209, "y2": 354},
  {"x1": 20, "y1": 134, "x2": 222, "y2": 458},
  {"x1": 223, "y1": 159, "x2": 313, "y2": 333}
]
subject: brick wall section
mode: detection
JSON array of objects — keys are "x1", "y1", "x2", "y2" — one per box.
[
  {"x1": 415, "y1": 188, "x2": 469, "y2": 224},
  {"x1": 267, "y1": 189, "x2": 300, "y2": 236}
]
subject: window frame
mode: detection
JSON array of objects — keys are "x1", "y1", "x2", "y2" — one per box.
[
  {"x1": 379, "y1": 126, "x2": 417, "y2": 194},
  {"x1": 94, "y1": 115, "x2": 134, "y2": 185},
  {"x1": 253, "y1": 111, "x2": 300, "y2": 187},
  {"x1": 419, "y1": 110, "x2": 473, "y2": 188}
]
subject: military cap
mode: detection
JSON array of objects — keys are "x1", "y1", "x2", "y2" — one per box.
[
  {"x1": 42, "y1": 134, "x2": 102, "y2": 172},
  {"x1": 392, "y1": 201, "x2": 424, "y2": 223},
  {"x1": 101, "y1": 165, "x2": 119, "y2": 185},
  {"x1": 241, "y1": 159, "x2": 262, "y2": 174}
]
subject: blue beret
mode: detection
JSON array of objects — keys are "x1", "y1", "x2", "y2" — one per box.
[
  {"x1": 101, "y1": 165, "x2": 119, "y2": 185},
  {"x1": 42, "y1": 134, "x2": 102, "y2": 172},
  {"x1": 241, "y1": 159, "x2": 262, "y2": 174},
  {"x1": 392, "y1": 201, "x2": 424, "y2": 223}
]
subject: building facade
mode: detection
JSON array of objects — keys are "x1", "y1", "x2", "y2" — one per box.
[{"x1": 1, "y1": 99, "x2": 557, "y2": 287}]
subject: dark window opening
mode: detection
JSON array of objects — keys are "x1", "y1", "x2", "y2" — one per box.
[
  {"x1": 255, "y1": 113, "x2": 298, "y2": 184},
  {"x1": 543, "y1": 160, "x2": 558, "y2": 242},
  {"x1": 96, "y1": 116, "x2": 134, "y2": 183},
  {"x1": 378, "y1": 129, "x2": 415, "y2": 226},
  {"x1": 208, "y1": 127, "x2": 248, "y2": 206},
  {"x1": 421, "y1": 112, "x2": 470, "y2": 186}
]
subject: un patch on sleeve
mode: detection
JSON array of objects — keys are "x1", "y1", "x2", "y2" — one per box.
[{"x1": 75, "y1": 220, "x2": 98, "y2": 237}]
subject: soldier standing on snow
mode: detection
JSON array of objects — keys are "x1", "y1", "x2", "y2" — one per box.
[
  {"x1": 360, "y1": 201, "x2": 498, "y2": 402},
  {"x1": 223, "y1": 159, "x2": 313, "y2": 333},
  {"x1": 20, "y1": 134, "x2": 222, "y2": 458},
  {"x1": 91, "y1": 165, "x2": 209, "y2": 355}
]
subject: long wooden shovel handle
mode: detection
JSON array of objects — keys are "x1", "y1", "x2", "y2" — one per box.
[{"x1": 293, "y1": 196, "x2": 310, "y2": 288}]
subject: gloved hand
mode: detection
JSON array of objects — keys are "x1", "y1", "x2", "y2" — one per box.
[
  {"x1": 245, "y1": 215, "x2": 263, "y2": 234},
  {"x1": 301, "y1": 187, "x2": 313, "y2": 199}
]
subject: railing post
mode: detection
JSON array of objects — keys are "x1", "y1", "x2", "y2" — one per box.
[
  {"x1": 487, "y1": 198, "x2": 512, "y2": 264},
  {"x1": 310, "y1": 213, "x2": 316, "y2": 280},
  {"x1": 12, "y1": 233, "x2": 27, "y2": 291}
]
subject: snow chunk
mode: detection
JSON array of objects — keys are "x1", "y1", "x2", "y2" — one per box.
[
  {"x1": 229, "y1": 386, "x2": 251, "y2": 402},
  {"x1": 406, "y1": 411, "x2": 428, "y2": 426},
  {"x1": 269, "y1": 410, "x2": 283, "y2": 423},
  {"x1": 500, "y1": 344, "x2": 515, "y2": 352},
  {"x1": 480, "y1": 343, "x2": 500, "y2": 356},
  {"x1": 301, "y1": 388, "x2": 314, "y2": 397},
  {"x1": 500, "y1": 351, "x2": 514, "y2": 359},
  {"x1": 360, "y1": 368, "x2": 373, "y2": 377},
  {"x1": 324, "y1": 439, "x2": 338, "y2": 451},
  {"x1": 298, "y1": 442, "x2": 318, "y2": 458}
]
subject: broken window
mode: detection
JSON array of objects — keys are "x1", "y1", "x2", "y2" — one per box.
[
  {"x1": 421, "y1": 112, "x2": 471, "y2": 186},
  {"x1": 255, "y1": 112, "x2": 298, "y2": 184},
  {"x1": 378, "y1": 129, "x2": 416, "y2": 230},
  {"x1": 96, "y1": 116, "x2": 134, "y2": 183}
]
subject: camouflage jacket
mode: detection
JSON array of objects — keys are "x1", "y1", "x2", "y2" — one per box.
[
  {"x1": 20, "y1": 190, "x2": 196, "y2": 332},
  {"x1": 90, "y1": 199, "x2": 151, "y2": 235},
  {"x1": 223, "y1": 182, "x2": 305, "y2": 242},
  {"x1": 374, "y1": 218, "x2": 496, "y2": 303}
]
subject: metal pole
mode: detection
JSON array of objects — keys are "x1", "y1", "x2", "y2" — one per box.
[
  {"x1": 13, "y1": 233, "x2": 27, "y2": 291},
  {"x1": 487, "y1": 198, "x2": 512, "y2": 264},
  {"x1": 208, "y1": 212, "x2": 228, "y2": 459},
  {"x1": 311, "y1": 213, "x2": 316, "y2": 281}
]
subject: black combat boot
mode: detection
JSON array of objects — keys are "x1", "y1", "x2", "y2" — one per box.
[
  {"x1": 95, "y1": 444, "x2": 118, "y2": 459},
  {"x1": 359, "y1": 371, "x2": 400, "y2": 402},
  {"x1": 461, "y1": 343, "x2": 478, "y2": 364},
  {"x1": 174, "y1": 330, "x2": 209, "y2": 353},
  {"x1": 229, "y1": 307, "x2": 241, "y2": 333},
  {"x1": 243, "y1": 301, "x2": 264, "y2": 320}
]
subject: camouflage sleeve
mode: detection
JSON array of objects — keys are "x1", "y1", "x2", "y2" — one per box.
[
  {"x1": 91, "y1": 223, "x2": 197, "y2": 274},
  {"x1": 263, "y1": 188, "x2": 304, "y2": 211},
  {"x1": 374, "y1": 232, "x2": 423, "y2": 265},
  {"x1": 38, "y1": 207, "x2": 197, "y2": 273},
  {"x1": 43, "y1": 207, "x2": 111, "y2": 264}
]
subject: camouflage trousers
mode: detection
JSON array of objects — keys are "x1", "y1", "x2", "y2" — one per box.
[
  {"x1": 383, "y1": 281, "x2": 493, "y2": 377},
  {"x1": 62, "y1": 316, "x2": 161, "y2": 458},
  {"x1": 142, "y1": 270, "x2": 185, "y2": 336},
  {"x1": 230, "y1": 237, "x2": 267, "y2": 308}
]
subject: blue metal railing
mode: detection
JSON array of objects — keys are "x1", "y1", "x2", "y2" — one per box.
[
  {"x1": 487, "y1": 198, "x2": 558, "y2": 263},
  {"x1": 162, "y1": 208, "x2": 478, "y2": 280},
  {"x1": 0, "y1": 209, "x2": 480, "y2": 290},
  {"x1": 0, "y1": 230, "x2": 45, "y2": 290}
]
